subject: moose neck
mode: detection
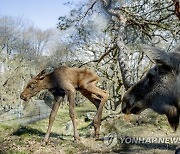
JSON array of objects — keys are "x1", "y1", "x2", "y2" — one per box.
[{"x1": 41, "y1": 75, "x2": 54, "y2": 90}]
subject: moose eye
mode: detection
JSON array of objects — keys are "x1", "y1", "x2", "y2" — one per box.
[
  {"x1": 146, "y1": 72, "x2": 156, "y2": 85},
  {"x1": 154, "y1": 67, "x2": 158, "y2": 72},
  {"x1": 147, "y1": 66, "x2": 158, "y2": 79},
  {"x1": 28, "y1": 84, "x2": 35, "y2": 89}
]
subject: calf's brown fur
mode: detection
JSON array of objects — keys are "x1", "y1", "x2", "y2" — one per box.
[{"x1": 20, "y1": 66, "x2": 108, "y2": 144}]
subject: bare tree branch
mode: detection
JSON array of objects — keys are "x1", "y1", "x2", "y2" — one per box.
[
  {"x1": 79, "y1": 44, "x2": 117, "y2": 67},
  {"x1": 82, "y1": 1, "x2": 97, "y2": 21},
  {"x1": 97, "y1": 44, "x2": 117, "y2": 64}
]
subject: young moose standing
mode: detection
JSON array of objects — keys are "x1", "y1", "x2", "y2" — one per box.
[{"x1": 20, "y1": 66, "x2": 108, "y2": 144}]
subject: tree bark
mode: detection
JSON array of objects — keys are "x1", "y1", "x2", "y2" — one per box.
[{"x1": 101, "y1": 0, "x2": 133, "y2": 90}]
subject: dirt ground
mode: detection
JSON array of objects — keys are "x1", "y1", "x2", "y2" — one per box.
[{"x1": 0, "y1": 102, "x2": 179, "y2": 154}]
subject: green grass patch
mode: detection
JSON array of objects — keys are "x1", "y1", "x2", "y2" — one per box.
[
  {"x1": 0, "y1": 101, "x2": 175, "y2": 154},
  {"x1": 0, "y1": 124, "x2": 14, "y2": 131},
  {"x1": 6, "y1": 150, "x2": 27, "y2": 154}
]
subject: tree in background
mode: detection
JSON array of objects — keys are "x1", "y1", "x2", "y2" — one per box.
[
  {"x1": 0, "y1": 16, "x2": 68, "y2": 111},
  {"x1": 57, "y1": 0, "x2": 180, "y2": 109},
  {"x1": 0, "y1": 0, "x2": 179, "y2": 111}
]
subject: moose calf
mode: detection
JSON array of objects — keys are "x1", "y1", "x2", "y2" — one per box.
[{"x1": 20, "y1": 66, "x2": 108, "y2": 144}]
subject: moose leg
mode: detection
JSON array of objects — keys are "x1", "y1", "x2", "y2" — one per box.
[
  {"x1": 79, "y1": 89, "x2": 100, "y2": 110},
  {"x1": 67, "y1": 89, "x2": 80, "y2": 141},
  {"x1": 80, "y1": 89, "x2": 102, "y2": 138},
  {"x1": 93, "y1": 94, "x2": 107, "y2": 138},
  {"x1": 43, "y1": 97, "x2": 62, "y2": 144},
  {"x1": 82, "y1": 83, "x2": 108, "y2": 138}
]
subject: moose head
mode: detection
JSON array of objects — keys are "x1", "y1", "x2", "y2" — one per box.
[
  {"x1": 122, "y1": 45, "x2": 180, "y2": 131},
  {"x1": 20, "y1": 70, "x2": 47, "y2": 101}
]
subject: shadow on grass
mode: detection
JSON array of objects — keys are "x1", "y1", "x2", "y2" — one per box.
[
  {"x1": 11, "y1": 126, "x2": 67, "y2": 140},
  {"x1": 12, "y1": 126, "x2": 45, "y2": 137}
]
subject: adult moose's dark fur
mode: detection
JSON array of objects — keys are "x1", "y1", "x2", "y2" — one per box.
[
  {"x1": 20, "y1": 66, "x2": 108, "y2": 144},
  {"x1": 122, "y1": 44, "x2": 180, "y2": 131}
]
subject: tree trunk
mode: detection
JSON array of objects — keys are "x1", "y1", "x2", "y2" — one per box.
[{"x1": 101, "y1": 0, "x2": 133, "y2": 90}]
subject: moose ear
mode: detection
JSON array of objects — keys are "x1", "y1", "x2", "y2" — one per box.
[
  {"x1": 140, "y1": 44, "x2": 170, "y2": 66},
  {"x1": 37, "y1": 70, "x2": 46, "y2": 80},
  {"x1": 37, "y1": 70, "x2": 46, "y2": 76}
]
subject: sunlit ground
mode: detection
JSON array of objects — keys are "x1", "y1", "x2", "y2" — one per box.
[{"x1": 0, "y1": 101, "x2": 179, "y2": 154}]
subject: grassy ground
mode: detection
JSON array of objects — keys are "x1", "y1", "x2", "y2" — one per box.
[{"x1": 0, "y1": 102, "x2": 180, "y2": 154}]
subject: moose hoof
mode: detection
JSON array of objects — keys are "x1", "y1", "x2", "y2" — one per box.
[
  {"x1": 41, "y1": 139, "x2": 49, "y2": 146},
  {"x1": 94, "y1": 134, "x2": 100, "y2": 140}
]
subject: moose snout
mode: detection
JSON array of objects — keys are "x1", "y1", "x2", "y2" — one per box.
[
  {"x1": 121, "y1": 101, "x2": 129, "y2": 114},
  {"x1": 121, "y1": 94, "x2": 135, "y2": 114},
  {"x1": 20, "y1": 93, "x2": 28, "y2": 101},
  {"x1": 121, "y1": 103, "x2": 127, "y2": 113}
]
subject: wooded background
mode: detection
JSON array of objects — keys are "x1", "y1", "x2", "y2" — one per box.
[{"x1": 0, "y1": 0, "x2": 180, "y2": 120}]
